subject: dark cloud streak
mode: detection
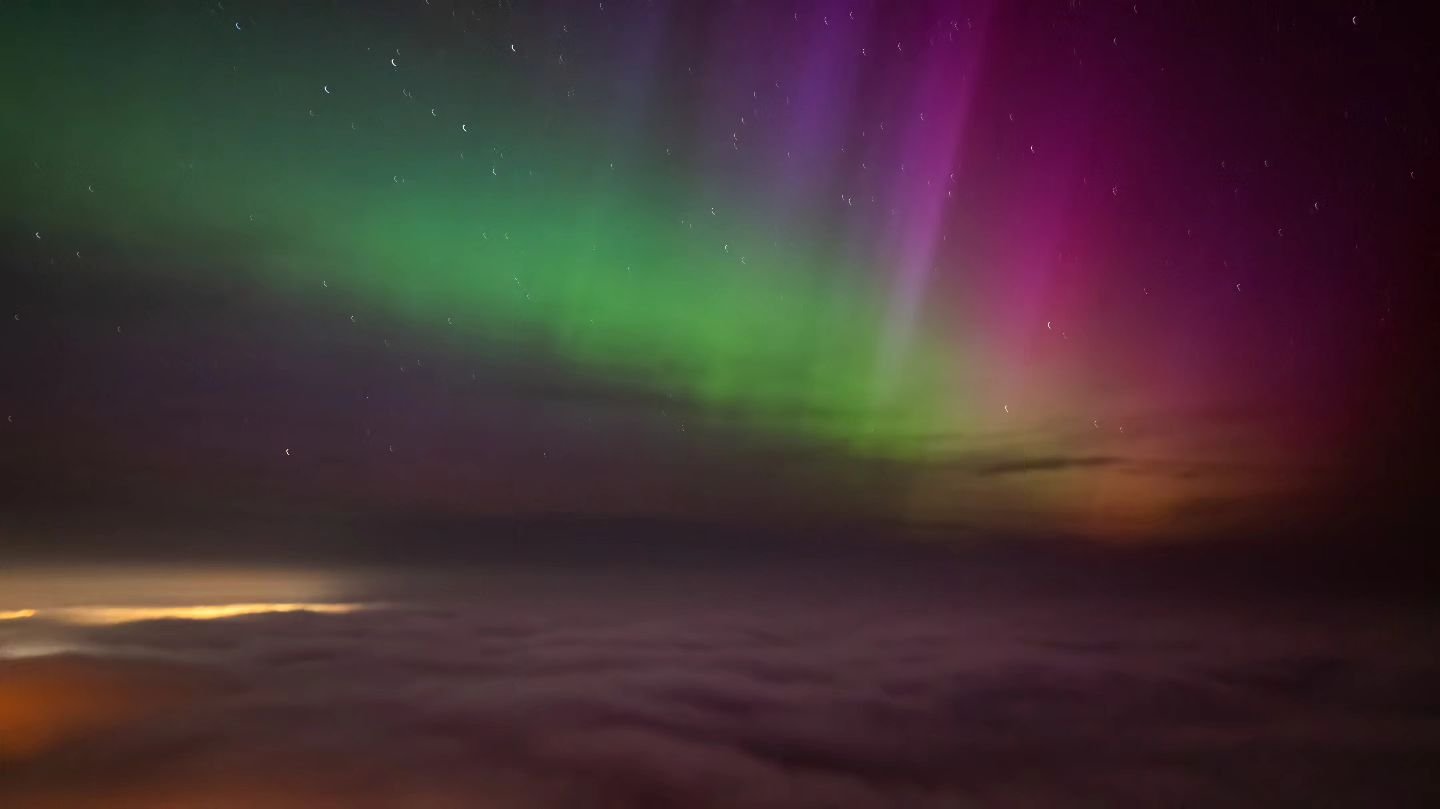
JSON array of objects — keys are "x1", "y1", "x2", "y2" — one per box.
[{"x1": 973, "y1": 455, "x2": 1122, "y2": 477}]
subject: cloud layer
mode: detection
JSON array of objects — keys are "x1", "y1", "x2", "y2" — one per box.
[{"x1": 1, "y1": 577, "x2": 1437, "y2": 807}]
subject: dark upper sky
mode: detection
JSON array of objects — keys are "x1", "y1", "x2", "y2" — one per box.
[{"x1": 0, "y1": 0, "x2": 1435, "y2": 556}]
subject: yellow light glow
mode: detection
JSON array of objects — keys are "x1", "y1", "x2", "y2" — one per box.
[
  {"x1": 39, "y1": 603, "x2": 365, "y2": 626},
  {"x1": 0, "y1": 609, "x2": 38, "y2": 621}
]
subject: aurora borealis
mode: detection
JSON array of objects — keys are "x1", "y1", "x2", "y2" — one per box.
[{"x1": 3, "y1": 0, "x2": 1432, "y2": 540}]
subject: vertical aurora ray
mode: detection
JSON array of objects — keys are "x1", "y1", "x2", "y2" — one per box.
[{"x1": 875, "y1": 13, "x2": 988, "y2": 391}]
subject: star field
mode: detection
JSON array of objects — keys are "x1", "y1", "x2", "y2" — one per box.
[{"x1": 1, "y1": 0, "x2": 1433, "y2": 540}]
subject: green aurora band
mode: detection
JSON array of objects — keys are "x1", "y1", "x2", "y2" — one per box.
[{"x1": 1, "y1": 3, "x2": 971, "y2": 460}]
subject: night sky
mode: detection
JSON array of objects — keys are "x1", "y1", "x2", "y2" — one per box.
[
  {"x1": 1, "y1": 1, "x2": 1438, "y2": 806},
  {"x1": 2, "y1": 0, "x2": 1432, "y2": 545}
]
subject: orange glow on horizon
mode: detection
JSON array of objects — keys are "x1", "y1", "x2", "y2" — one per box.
[
  {"x1": 0, "y1": 657, "x2": 211, "y2": 761},
  {"x1": 0, "y1": 603, "x2": 365, "y2": 626}
]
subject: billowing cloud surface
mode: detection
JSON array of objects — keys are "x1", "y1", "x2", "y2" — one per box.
[{"x1": 1, "y1": 572, "x2": 1437, "y2": 807}]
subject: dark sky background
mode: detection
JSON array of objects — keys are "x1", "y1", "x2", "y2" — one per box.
[{"x1": 0, "y1": 1, "x2": 1436, "y2": 555}]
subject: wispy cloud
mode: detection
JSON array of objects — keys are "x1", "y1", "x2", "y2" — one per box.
[{"x1": 973, "y1": 455, "x2": 1122, "y2": 477}]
